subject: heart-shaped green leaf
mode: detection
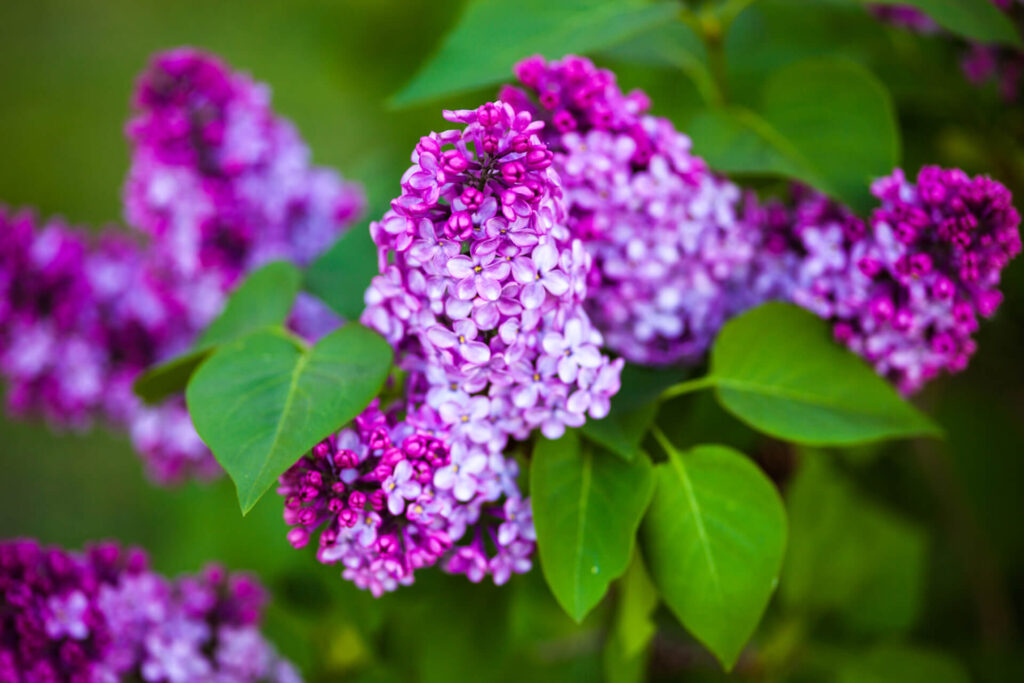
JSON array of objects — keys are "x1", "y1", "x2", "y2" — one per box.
[
  {"x1": 391, "y1": 0, "x2": 678, "y2": 106},
  {"x1": 531, "y1": 431, "x2": 654, "y2": 622},
  {"x1": 186, "y1": 324, "x2": 392, "y2": 514},
  {"x1": 134, "y1": 261, "x2": 302, "y2": 404},
  {"x1": 708, "y1": 303, "x2": 942, "y2": 445},
  {"x1": 642, "y1": 441, "x2": 786, "y2": 670}
]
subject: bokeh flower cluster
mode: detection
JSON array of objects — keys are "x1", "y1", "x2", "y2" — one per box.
[
  {"x1": 872, "y1": 1, "x2": 1024, "y2": 100},
  {"x1": 0, "y1": 49, "x2": 363, "y2": 482},
  {"x1": 0, "y1": 539, "x2": 296, "y2": 682}
]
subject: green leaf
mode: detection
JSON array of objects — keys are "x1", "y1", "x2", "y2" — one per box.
[
  {"x1": 304, "y1": 226, "x2": 378, "y2": 321},
  {"x1": 782, "y1": 455, "x2": 927, "y2": 635},
  {"x1": 708, "y1": 302, "x2": 941, "y2": 446},
  {"x1": 641, "y1": 442, "x2": 787, "y2": 670},
  {"x1": 838, "y1": 645, "x2": 970, "y2": 683},
  {"x1": 531, "y1": 431, "x2": 655, "y2": 622},
  {"x1": 865, "y1": 0, "x2": 1022, "y2": 48},
  {"x1": 391, "y1": 0, "x2": 679, "y2": 106},
  {"x1": 608, "y1": 552, "x2": 659, "y2": 660},
  {"x1": 197, "y1": 261, "x2": 302, "y2": 347},
  {"x1": 186, "y1": 324, "x2": 393, "y2": 514},
  {"x1": 689, "y1": 58, "x2": 899, "y2": 212},
  {"x1": 134, "y1": 261, "x2": 302, "y2": 404}
]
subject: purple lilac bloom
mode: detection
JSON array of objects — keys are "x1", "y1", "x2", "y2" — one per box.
[
  {"x1": 0, "y1": 539, "x2": 295, "y2": 682},
  {"x1": 0, "y1": 48, "x2": 363, "y2": 483},
  {"x1": 277, "y1": 400, "x2": 534, "y2": 596},
  {"x1": 501, "y1": 55, "x2": 756, "y2": 365},
  {"x1": 360, "y1": 100, "x2": 623, "y2": 442},
  {"x1": 749, "y1": 168, "x2": 1021, "y2": 393},
  {"x1": 125, "y1": 48, "x2": 364, "y2": 291}
]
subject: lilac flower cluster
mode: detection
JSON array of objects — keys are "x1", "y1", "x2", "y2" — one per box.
[
  {"x1": 0, "y1": 48, "x2": 363, "y2": 482},
  {"x1": 500, "y1": 55, "x2": 755, "y2": 365},
  {"x1": 361, "y1": 100, "x2": 623, "y2": 442},
  {"x1": 125, "y1": 48, "x2": 364, "y2": 292},
  {"x1": 748, "y1": 168, "x2": 1021, "y2": 393},
  {"x1": 873, "y1": 1, "x2": 1024, "y2": 100},
  {"x1": 278, "y1": 400, "x2": 534, "y2": 596},
  {"x1": 0, "y1": 539, "x2": 297, "y2": 682}
]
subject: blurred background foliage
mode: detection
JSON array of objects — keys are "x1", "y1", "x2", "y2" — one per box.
[{"x1": 1, "y1": 0, "x2": 1022, "y2": 680}]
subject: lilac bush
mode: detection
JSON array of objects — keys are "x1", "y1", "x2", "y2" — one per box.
[
  {"x1": 500, "y1": 55, "x2": 755, "y2": 365},
  {"x1": 0, "y1": 539, "x2": 297, "y2": 682}
]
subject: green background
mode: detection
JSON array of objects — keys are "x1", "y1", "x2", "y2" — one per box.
[{"x1": 1, "y1": 0, "x2": 1023, "y2": 680}]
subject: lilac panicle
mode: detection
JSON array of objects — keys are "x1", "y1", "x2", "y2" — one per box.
[
  {"x1": 0, "y1": 539, "x2": 298, "y2": 682},
  {"x1": 278, "y1": 400, "x2": 534, "y2": 596},
  {"x1": 0, "y1": 47, "x2": 364, "y2": 483},
  {"x1": 502, "y1": 55, "x2": 756, "y2": 365},
  {"x1": 361, "y1": 99, "x2": 623, "y2": 443},
  {"x1": 749, "y1": 168, "x2": 1021, "y2": 393},
  {"x1": 125, "y1": 47, "x2": 364, "y2": 292}
]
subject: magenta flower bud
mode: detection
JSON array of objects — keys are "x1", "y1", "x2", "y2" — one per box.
[
  {"x1": 299, "y1": 485, "x2": 319, "y2": 502},
  {"x1": 539, "y1": 90, "x2": 560, "y2": 109},
  {"x1": 870, "y1": 296, "x2": 895, "y2": 322},
  {"x1": 328, "y1": 497, "x2": 344, "y2": 513},
  {"x1": 369, "y1": 490, "x2": 387, "y2": 511},
  {"x1": 833, "y1": 322, "x2": 855, "y2": 343},
  {"x1": 910, "y1": 252, "x2": 933, "y2": 277},
  {"x1": 334, "y1": 449, "x2": 359, "y2": 469},
  {"x1": 553, "y1": 110, "x2": 577, "y2": 133},
  {"x1": 978, "y1": 290, "x2": 1003, "y2": 317},
  {"x1": 441, "y1": 149, "x2": 469, "y2": 174},
  {"x1": 417, "y1": 135, "x2": 440, "y2": 156},
  {"x1": 525, "y1": 148, "x2": 553, "y2": 169},
  {"x1": 932, "y1": 276, "x2": 955, "y2": 299},
  {"x1": 445, "y1": 212, "x2": 473, "y2": 240},
  {"x1": 501, "y1": 161, "x2": 526, "y2": 185},
  {"x1": 313, "y1": 442, "x2": 331, "y2": 459},
  {"x1": 477, "y1": 102, "x2": 501, "y2": 127},
  {"x1": 481, "y1": 135, "x2": 500, "y2": 154},
  {"x1": 303, "y1": 470, "x2": 323, "y2": 488},
  {"x1": 509, "y1": 133, "x2": 531, "y2": 153},
  {"x1": 348, "y1": 491, "x2": 367, "y2": 510},
  {"x1": 381, "y1": 447, "x2": 404, "y2": 467},
  {"x1": 459, "y1": 186, "x2": 484, "y2": 210},
  {"x1": 320, "y1": 527, "x2": 338, "y2": 546},
  {"x1": 287, "y1": 527, "x2": 310, "y2": 549},
  {"x1": 297, "y1": 508, "x2": 317, "y2": 526},
  {"x1": 339, "y1": 508, "x2": 358, "y2": 528},
  {"x1": 376, "y1": 534, "x2": 400, "y2": 555},
  {"x1": 371, "y1": 464, "x2": 392, "y2": 481},
  {"x1": 893, "y1": 309, "x2": 914, "y2": 332},
  {"x1": 331, "y1": 482, "x2": 346, "y2": 495},
  {"x1": 858, "y1": 257, "x2": 883, "y2": 278}
]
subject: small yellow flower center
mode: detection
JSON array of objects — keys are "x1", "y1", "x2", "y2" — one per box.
[
  {"x1": 474, "y1": 265, "x2": 483, "y2": 273},
  {"x1": 532, "y1": 373, "x2": 540, "y2": 381},
  {"x1": 458, "y1": 335, "x2": 466, "y2": 344},
  {"x1": 461, "y1": 415, "x2": 469, "y2": 423}
]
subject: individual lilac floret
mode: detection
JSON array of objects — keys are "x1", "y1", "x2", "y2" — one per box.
[
  {"x1": 0, "y1": 539, "x2": 297, "y2": 682},
  {"x1": 125, "y1": 47, "x2": 364, "y2": 293},
  {"x1": 749, "y1": 168, "x2": 1021, "y2": 393},
  {"x1": 361, "y1": 100, "x2": 622, "y2": 441},
  {"x1": 277, "y1": 400, "x2": 534, "y2": 596},
  {"x1": 501, "y1": 55, "x2": 756, "y2": 365}
]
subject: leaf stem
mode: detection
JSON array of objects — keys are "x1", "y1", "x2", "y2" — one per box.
[
  {"x1": 659, "y1": 375, "x2": 716, "y2": 402},
  {"x1": 650, "y1": 424, "x2": 676, "y2": 460}
]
